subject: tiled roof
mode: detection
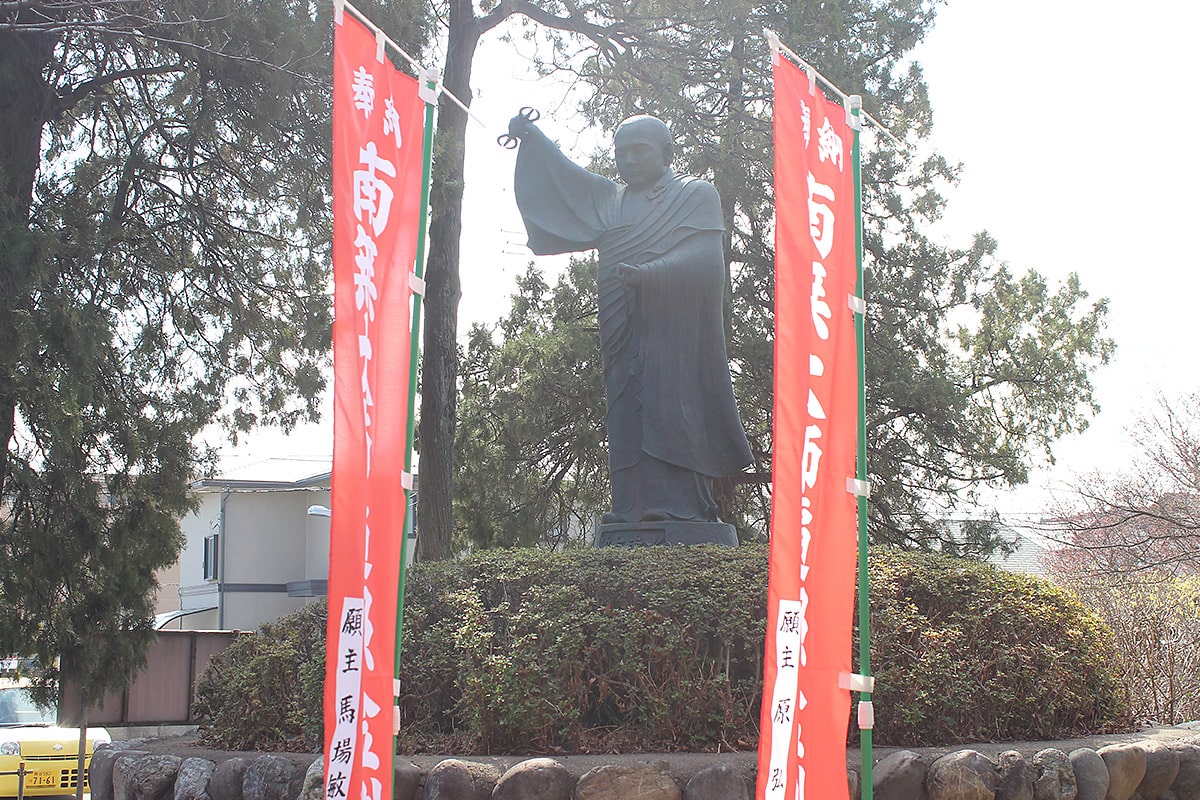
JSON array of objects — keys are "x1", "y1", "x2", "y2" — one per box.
[{"x1": 192, "y1": 456, "x2": 332, "y2": 488}]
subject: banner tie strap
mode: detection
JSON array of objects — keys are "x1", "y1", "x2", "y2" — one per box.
[
  {"x1": 401, "y1": 471, "x2": 414, "y2": 490},
  {"x1": 848, "y1": 294, "x2": 866, "y2": 315},
  {"x1": 409, "y1": 273, "x2": 426, "y2": 297},
  {"x1": 418, "y1": 66, "x2": 441, "y2": 106},
  {"x1": 764, "y1": 28, "x2": 781, "y2": 66},
  {"x1": 858, "y1": 701, "x2": 875, "y2": 730},
  {"x1": 847, "y1": 94, "x2": 863, "y2": 131},
  {"x1": 393, "y1": 705, "x2": 401, "y2": 735},
  {"x1": 333, "y1": 0, "x2": 345, "y2": 23},
  {"x1": 375, "y1": 30, "x2": 386, "y2": 63},
  {"x1": 838, "y1": 672, "x2": 875, "y2": 693},
  {"x1": 846, "y1": 477, "x2": 871, "y2": 498}
]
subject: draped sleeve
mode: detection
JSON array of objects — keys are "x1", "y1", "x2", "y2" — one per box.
[
  {"x1": 513, "y1": 126, "x2": 620, "y2": 255},
  {"x1": 634, "y1": 179, "x2": 754, "y2": 477}
]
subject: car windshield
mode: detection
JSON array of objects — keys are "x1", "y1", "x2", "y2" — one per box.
[{"x1": 0, "y1": 686, "x2": 56, "y2": 726}]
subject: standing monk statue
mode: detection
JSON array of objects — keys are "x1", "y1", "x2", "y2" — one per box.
[{"x1": 506, "y1": 111, "x2": 753, "y2": 543}]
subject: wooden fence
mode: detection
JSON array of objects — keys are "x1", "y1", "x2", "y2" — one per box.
[{"x1": 59, "y1": 630, "x2": 241, "y2": 726}]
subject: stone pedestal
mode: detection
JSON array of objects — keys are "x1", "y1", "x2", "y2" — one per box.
[{"x1": 594, "y1": 520, "x2": 739, "y2": 547}]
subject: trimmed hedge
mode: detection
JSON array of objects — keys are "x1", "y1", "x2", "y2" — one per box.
[
  {"x1": 192, "y1": 545, "x2": 1129, "y2": 753},
  {"x1": 864, "y1": 549, "x2": 1128, "y2": 744},
  {"x1": 396, "y1": 544, "x2": 766, "y2": 753},
  {"x1": 192, "y1": 601, "x2": 327, "y2": 751}
]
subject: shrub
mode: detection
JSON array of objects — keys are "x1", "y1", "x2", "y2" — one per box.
[
  {"x1": 395, "y1": 545, "x2": 767, "y2": 753},
  {"x1": 192, "y1": 600, "x2": 327, "y2": 751},
  {"x1": 1051, "y1": 573, "x2": 1200, "y2": 726},
  {"x1": 863, "y1": 548, "x2": 1129, "y2": 744},
  {"x1": 193, "y1": 545, "x2": 1129, "y2": 752}
]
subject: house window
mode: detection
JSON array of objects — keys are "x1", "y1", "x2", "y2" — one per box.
[{"x1": 203, "y1": 533, "x2": 220, "y2": 580}]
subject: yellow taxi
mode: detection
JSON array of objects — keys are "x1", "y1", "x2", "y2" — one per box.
[{"x1": 0, "y1": 679, "x2": 110, "y2": 796}]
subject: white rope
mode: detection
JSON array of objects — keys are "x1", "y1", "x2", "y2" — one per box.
[
  {"x1": 337, "y1": 0, "x2": 485, "y2": 126},
  {"x1": 764, "y1": 29, "x2": 903, "y2": 148}
]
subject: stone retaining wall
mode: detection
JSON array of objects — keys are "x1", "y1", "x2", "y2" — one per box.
[{"x1": 89, "y1": 734, "x2": 1200, "y2": 800}]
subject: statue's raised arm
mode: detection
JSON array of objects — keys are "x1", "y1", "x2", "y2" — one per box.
[{"x1": 509, "y1": 112, "x2": 620, "y2": 256}]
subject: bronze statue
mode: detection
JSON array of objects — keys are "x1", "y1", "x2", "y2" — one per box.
[{"x1": 506, "y1": 111, "x2": 753, "y2": 536}]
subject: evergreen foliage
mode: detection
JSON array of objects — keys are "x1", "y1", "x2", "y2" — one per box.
[
  {"x1": 192, "y1": 604, "x2": 327, "y2": 752},
  {"x1": 454, "y1": 259, "x2": 607, "y2": 549},
  {"x1": 867, "y1": 549, "x2": 1128, "y2": 744},
  {"x1": 193, "y1": 547, "x2": 1128, "y2": 753}
]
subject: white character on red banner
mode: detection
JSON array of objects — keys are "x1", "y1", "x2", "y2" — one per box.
[
  {"x1": 351, "y1": 67, "x2": 375, "y2": 117},
  {"x1": 383, "y1": 97, "x2": 403, "y2": 147},
  {"x1": 817, "y1": 117, "x2": 844, "y2": 171},
  {"x1": 353, "y1": 142, "x2": 396, "y2": 235},
  {"x1": 806, "y1": 174, "x2": 836, "y2": 259}
]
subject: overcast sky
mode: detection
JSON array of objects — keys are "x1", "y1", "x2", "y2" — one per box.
[
  {"x1": 912, "y1": 0, "x2": 1200, "y2": 513},
  {"x1": 236, "y1": 1, "x2": 1200, "y2": 518}
]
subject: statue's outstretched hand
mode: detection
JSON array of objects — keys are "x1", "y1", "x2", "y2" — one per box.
[
  {"x1": 508, "y1": 113, "x2": 534, "y2": 138},
  {"x1": 498, "y1": 107, "x2": 541, "y2": 148},
  {"x1": 617, "y1": 262, "x2": 643, "y2": 287}
]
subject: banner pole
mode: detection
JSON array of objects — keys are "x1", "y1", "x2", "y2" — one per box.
[
  {"x1": 391, "y1": 66, "x2": 439, "y2": 787},
  {"x1": 848, "y1": 94, "x2": 874, "y2": 799}
]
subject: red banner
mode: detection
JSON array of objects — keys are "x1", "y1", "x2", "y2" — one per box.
[
  {"x1": 758, "y1": 55, "x2": 860, "y2": 800},
  {"x1": 324, "y1": 12, "x2": 425, "y2": 800}
]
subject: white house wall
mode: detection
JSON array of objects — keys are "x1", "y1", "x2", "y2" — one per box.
[
  {"x1": 221, "y1": 488, "x2": 328, "y2": 630},
  {"x1": 176, "y1": 492, "x2": 222, "y2": 623},
  {"x1": 174, "y1": 485, "x2": 330, "y2": 632}
]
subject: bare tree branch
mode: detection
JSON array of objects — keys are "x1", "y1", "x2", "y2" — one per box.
[
  {"x1": 1042, "y1": 391, "x2": 1200, "y2": 578},
  {"x1": 481, "y1": 0, "x2": 638, "y2": 56},
  {"x1": 53, "y1": 61, "x2": 183, "y2": 115}
]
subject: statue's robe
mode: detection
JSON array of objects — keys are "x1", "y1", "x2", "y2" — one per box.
[{"x1": 514, "y1": 127, "x2": 753, "y2": 521}]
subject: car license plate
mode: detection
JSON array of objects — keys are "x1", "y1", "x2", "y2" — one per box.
[{"x1": 25, "y1": 771, "x2": 57, "y2": 788}]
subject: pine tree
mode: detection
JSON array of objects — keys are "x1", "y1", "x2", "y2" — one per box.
[
  {"x1": 454, "y1": 259, "x2": 607, "y2": 549},
  {"x1": 0, "y1": 0, "x2": 425, "y2": 707}
]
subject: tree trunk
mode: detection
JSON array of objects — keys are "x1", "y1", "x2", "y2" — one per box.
[
  {"x1": 0, "y1": 27, "x2": 52, "y2": 204},
  {"x1": 412, "y1": 2, "x2": 617, "y2": 558},
  {"x1": 711, "y1": 33, "x2": 748, "y2": 524},
  {"x1": 714, "y1": 34, "x2": 745, "y2": 265},
  {"x1": 0, "y1": 24, "x2": 56, "y2": 495},
  {"x1": 415, "y1": 0, "x2": 481, "y2": 561}
]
